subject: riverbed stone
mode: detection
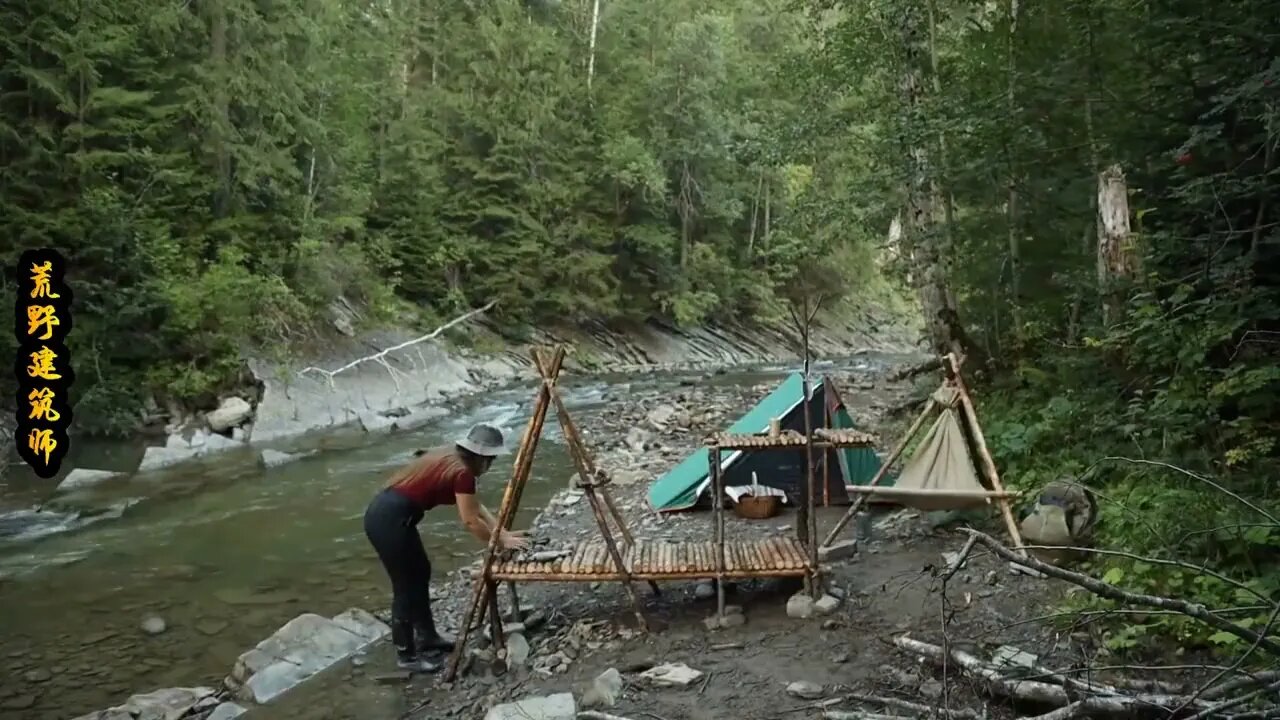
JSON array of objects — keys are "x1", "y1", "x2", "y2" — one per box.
[
  {"x1": 207, "y1": 397, "x2": 253, "y2": 432},
  {"x1": 140, "y1": 615, "x2": 167, "y2": 635},
  {"x1": 483, "y1": 693, "x2": 576, "y2": 720},
  {"x1": 205, "y1": 702, "x2": 249, "y2": 720},
  {"x1": 68, "y1": 686, "x2": 218, "y2": 720},
  {"x1": 580, "y1": 668, "x2": 623, "y2": 708},
  {"x1": 786, "y1": 592, "x2": 816, "y2": 619},
  {"x1": 226, "y1": 608, "x2": 388, "y2": 705},
  {"x1": 639, "y1": 662, "x2": 703, "y2": 687},
  {"x1": 56, "y1": 468, "x2": 121, "y2": 493}
]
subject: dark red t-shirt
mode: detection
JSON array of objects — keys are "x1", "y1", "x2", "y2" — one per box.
[{"x1": 388, "y1": 453, "x2": 477, "y2": 511}]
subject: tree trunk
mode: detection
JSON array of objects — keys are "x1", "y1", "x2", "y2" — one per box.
[
  {"x1": 1005, "y1": 0, "x2": 1023, "y2": 339},
  {"x1": 748, "y1": 170, "x2": 763, "y2": 256},
  {"x1": 901, "y1": 2, "x2": 969, "y2": 361},
  {"x1": 1096, "y1": 164, "x2": 1138, "y2": 326},
  {"x1": 207, "y1": 0, "x2": 231, "y2": 219},
  {"x1": 586, "y1": 0, "x2": 601, "y2": 90}
]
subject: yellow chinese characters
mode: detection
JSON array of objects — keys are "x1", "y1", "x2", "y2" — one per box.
[
  {"x1": 28, "y1": 387, "x2": 61, "y2": 422},
  {"x1": 26, "y1": 304, "x2": 61, "y2": 340},
  {"x1": 15, "y1": 249, "x2": 72, "y2": 478},
  {"x1": 27, "y1": 428, "x2": 58, "y2": 465},
  {"x1": 29, "y1": 261, "x2": 61, "y2": 299},
  {"x1": 27, "y1": 346, "x2": 62, "y2": 380}
]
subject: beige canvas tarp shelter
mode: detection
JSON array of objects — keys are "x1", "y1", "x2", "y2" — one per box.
[{"x1": 820, "y1": 353, "x2": 1026, "y2": 552}]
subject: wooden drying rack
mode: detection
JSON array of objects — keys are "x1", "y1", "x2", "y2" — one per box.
[
  {"x1": 443, "y1": 346, "x2": 876, "y2": 680},
  {"x1": 701, "y1": 395, "x2": 878, "y2": 617}
]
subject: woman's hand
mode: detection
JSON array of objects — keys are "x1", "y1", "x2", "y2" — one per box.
[{"x1": 499, "y1": 530, "x2": 529, "y2": 551}]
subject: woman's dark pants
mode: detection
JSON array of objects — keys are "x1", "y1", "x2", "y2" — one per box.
[{"x1": 364, "y1": 489, "x2": 440, "y2": 660}]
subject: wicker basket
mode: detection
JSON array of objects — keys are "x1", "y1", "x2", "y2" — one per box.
[{"x1": 734, "y1": 494, "x2": 782, "y2": 520}]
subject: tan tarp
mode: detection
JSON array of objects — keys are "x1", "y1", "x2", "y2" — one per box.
[{"x1": 877, "y1": 385, "x2": 991, "y2": 511}]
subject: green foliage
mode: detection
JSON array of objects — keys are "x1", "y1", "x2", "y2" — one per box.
[
  {"x1": 802, "y1": 0, "x2": 1280, "y2": 660},
  {"x1": 1, "y1": 0, "x2": 902, "y2": 435}
]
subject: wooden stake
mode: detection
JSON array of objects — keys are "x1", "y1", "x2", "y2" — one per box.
[
  {"x1": 711, "y1": 445, "x2": 726, "y2": 619},
  {"x1": 821, "y1": 397, "x2": 938, "y2": 548},
  {"x1": 444, "y1": 346, "x2": 561, "y2": 681},
  {"x1": 801, "y1": 375, "x2": 819, "y2": 597},
  {"x1": 944, "y1": 353, "x2": 1027, "y2": 555}
]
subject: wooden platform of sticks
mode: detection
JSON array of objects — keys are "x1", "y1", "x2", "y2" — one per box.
[
  {"x1": 706, "y1": 427, "x2": 876, "y2": 450},
  {"x1": 476, "y1": 537, "x2": 812, "y2": 581}
]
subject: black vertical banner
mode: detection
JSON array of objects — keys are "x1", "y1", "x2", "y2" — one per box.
[{"x1": 13, "y1": 249, "x2": 74, "y2": 479}]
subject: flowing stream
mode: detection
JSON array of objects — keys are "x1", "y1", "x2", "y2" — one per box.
[{"x1": 0, "y1": 358, "x2": 891, "y2": 719}]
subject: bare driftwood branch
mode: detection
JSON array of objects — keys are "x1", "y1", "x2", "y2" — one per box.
[
  {"x1": 824, "y1": 707, "x2": 916, "y2": 712},
  {"x1": 893, "y1": 635, "x2": 1219, "y2": 714},
  {"x1": 842, "y1": 691, "x2": 982, "y2": 719},
  {"x1": 578, "y1": 712, "x2": 637, "y2": 720},
  {"x1": 1097, "y1": 456, "x2": 1279, "y2": 526},
  {"x1": 297, "y1": 301, "x2": 497, "y2": 390},
  {"x1": 1205, "y1": 672, "x2": 1280, "y2": 701},
  {"x1": 1185, "y1": 677, "x2": 1280, "y2": 720},
  {"x1": 965, "y1": 530, "x2": 1280, "y2": 657},
  {"x1": 1177, "y1": 604, "x2": 1280, "y2": 715},
  {"x1": 1013, "y1": 543, "x2": 1273, "y2": 606}
]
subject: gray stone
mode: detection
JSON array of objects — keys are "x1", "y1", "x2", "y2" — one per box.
[
  {"x1": 56, "y1": 468, "x2": 121, "y2": 493},
  {"x1": 639, "y1": 662, "x2": 703, "y2": 687},
  {"x1": 205, "y1": 702, "x2": 248, "y2": 720},
  {"x1": 483, "y1": 693, "x2": 576, "y2": 720},
  {"x1": 137, "y1": 445, "x2": 201, "y2": 472},
  {"x1": 140, "y1": 615, "x2": 167, "y2": 635},
  {"x1": 786, "y1": 681, "x2": 825, "y2": 700},
  {"x1": 786, "y1": 592, "x2": 815, "y2": 619},
  {"x1": 70, "y1": 686, "x2": 219, "y2": 720},
  {"x1": 991, "y1": 645, "x2": 1038, "y2": 669},
  {"x1": 580, "y1": 668, "x2": 623, "y2": 708},
  {"x1": 814, "y1": 594, "x2": 841, "y2": 614},
  {"x1": 819, "y1": 539, "x2": 859, "y2": 562},
  {"x1": 258, "y1": 449, "x2": 298, "y2": 469},
  {"x1": 505, "y1": 633, "x2": 530, "y2": 669},
  {"x1": 207, "y1": 397, "x2": 253, "y2": 432},
  {"x1": 693, "y1": 581, "x2": 715, "y2": 599},
  {"x1": 227, "y1": 608, "x2": 388, "y2": 704}
]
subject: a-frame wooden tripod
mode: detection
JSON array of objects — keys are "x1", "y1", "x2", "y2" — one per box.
[
  {"x1": 443, "y1": 346, "x2": 656, "y2": 681},
  {"x1": 819, "y1": 352, "x2": 1028, "y2": 555}
]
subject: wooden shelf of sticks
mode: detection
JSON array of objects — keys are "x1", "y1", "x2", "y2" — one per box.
[{"x1": 699, "y1": 382, "x2": 880, "y2": 620}]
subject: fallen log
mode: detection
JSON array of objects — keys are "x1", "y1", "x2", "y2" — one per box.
[
  {"x1": 577, "y1": 712, "x2": 636, "y2": 720},
  {"x1": 843, "y1": 692, "x2": 981, "y2": 719},
  {"x1": 964, "y1": 530, "x2": 1280, "y2": 657},
  {"x1": 893, "y1": 635, "x2": 1219, "y2": 714},
  {"x1": 823, "y1": 713, "x2": 915, "y2": 720}
]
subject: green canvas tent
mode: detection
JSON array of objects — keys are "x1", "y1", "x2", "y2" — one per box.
[{"x1": 646, "y1": 372, "x2": 895, "y2": 513}]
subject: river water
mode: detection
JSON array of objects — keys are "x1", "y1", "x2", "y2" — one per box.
[{"x1": 0, "y1": 358, "x2": 885, "y2": 719}]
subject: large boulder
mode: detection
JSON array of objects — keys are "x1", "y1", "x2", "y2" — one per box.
[
  {"x1": 223, "y1": 608, "x2": 389, "y2": 705},
  {"x1": 207, "y1": 397, "x2": 253, "y2": 432}
]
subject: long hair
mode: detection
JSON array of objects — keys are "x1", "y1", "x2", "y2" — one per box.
[
  {"x1": 386, "y1": 446, "x2": 466, "y2": 489},
  {"x1": 386, "y1": 445, "x2": 488, "y2": 489}
]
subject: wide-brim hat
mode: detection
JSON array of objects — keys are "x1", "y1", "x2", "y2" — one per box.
[{"x1": 455, "y1": 423, "x2": 508, "y2": 457}]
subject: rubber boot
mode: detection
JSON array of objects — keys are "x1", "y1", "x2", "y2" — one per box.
[
  {"x1": 414, "y1": 604, "x2": 456, "y2": 653},
  {"x1": 391, "y1": 619, "x2": 438, "y2": 672}
]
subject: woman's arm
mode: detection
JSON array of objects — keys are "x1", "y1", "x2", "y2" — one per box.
[
  {"x1": 457, "y1": 494, "x2": 528, "y2": 549},
  {"x1": 455, "y1": 493, "x2": 494, "y2": 544}
]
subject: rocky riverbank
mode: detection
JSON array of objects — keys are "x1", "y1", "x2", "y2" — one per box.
[
  {"x1": 40, "y1": 302, "x2": 919, "y2": 493},
  {"x1": 238, "y1": 352, "x2": 1077, "y2": 720}
]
